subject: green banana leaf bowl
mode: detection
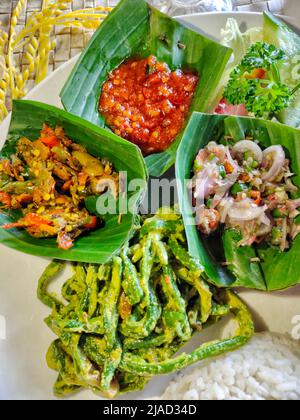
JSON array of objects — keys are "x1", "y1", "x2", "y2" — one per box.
[
  {"x1": 60, "y1": 0, "x2": 232, "y2": 177},
  {"x1": 176, "y1": 112, "x2": 300, "y2": 291},
  {"x1": 0, "y1": 100, "x2": 148, "y2": 263}
]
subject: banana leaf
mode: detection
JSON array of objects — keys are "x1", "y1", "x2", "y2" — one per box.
[
  {"x1": 263, "y1": 12, "x2": 300, "y2": 129},
  {"x1": 0, "y1": 100, "x2": 147, "y2": 264},
  {"x1": 176, "y1": 112, "x2": 300, "y2": 291},
  {"x1": 60, "y1": 0, "x2": 232, "y2": 177}
]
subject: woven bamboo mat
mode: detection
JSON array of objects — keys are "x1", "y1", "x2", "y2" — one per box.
[
  {"x1": 0, "y1": 0, "x2": 288, "y2": 80},
  {"x1": 0, "y1": 1, "x2": 118, "y2": 74}
]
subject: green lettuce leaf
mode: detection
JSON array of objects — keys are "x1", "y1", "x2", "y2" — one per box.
[
  {"x1": 263, "y1": 12, "x2": 300, "y2": 128},
  {"x1": 176, "y1": 112, "x2": 300, "y2": 291},
  {"x1": 218, "y1": 12, "x2": 300, "y2": 127},
  {"x1": 60, "y1": 0, "x2": 232, "y2": 177},
  {"x1": 221, "y1": 18, "x2": 263, "y2": 70},
  {"x1": 0, "y1": 100, "x2": 147, "y2": 264}
]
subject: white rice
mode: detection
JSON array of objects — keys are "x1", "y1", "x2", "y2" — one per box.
[{"x1": 157, "y1": 333, "x2": 300, "y2": 400}]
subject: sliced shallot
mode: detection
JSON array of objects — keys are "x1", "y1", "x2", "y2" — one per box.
[
  {"x1": 233, "y1": 140, "x2": 263, "y2": 164},
  {"x1": 262, "y1": 145, "x2": 285, "y2": 182},
  {"x1": 218, "y1": 197, "x2": 234, "y2": 223},
  {"x1": 228, "y1": 202, "x2": 268, "y2": 221}
]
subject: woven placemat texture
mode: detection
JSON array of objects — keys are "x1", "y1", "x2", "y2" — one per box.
[{"x1": 0, "y1": 1, "x2": 118, "y2": 74}]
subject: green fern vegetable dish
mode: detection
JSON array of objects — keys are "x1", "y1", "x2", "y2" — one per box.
[
  {"x1": 38, "y1": 210, "x2": 254, "y2": 399},
  {"x1": 176, "y1": 112, "x2": 300, "y2": 291},
  {"x1": 0, "y1": 100, "x2": 147, "y2": 263},
  {"x1": 60, "y1": 0, "x2": 232, "y2": 177}
]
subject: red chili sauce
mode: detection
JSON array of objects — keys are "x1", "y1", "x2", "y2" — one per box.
[{"x1": 99, "y1": 55, "x2": 199, "y2": 155}]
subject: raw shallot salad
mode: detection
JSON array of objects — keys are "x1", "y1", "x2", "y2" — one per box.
[{"x1": 191, "y1": 139, "x2": 300, "y2": 251}]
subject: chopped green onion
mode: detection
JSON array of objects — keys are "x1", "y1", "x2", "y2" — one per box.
[
  {"x1": 209, "y1": 153, "x2": 216, "y2": 161},
  {"x1": 231, "y1": 182, "x2": 249, "y2": 197},
  {"x1": 273, "y1": 208, "x2": 285, "y2": 219},
  {"x1": 219, "y1": 165, "x2": 226, "y2": 179},
  {"x1": 271, "y1": 227, "x2": 282, "y2": 242},
  {"x1": 245, "y1": 164, "x2": 253, "y2": 174},
  {"x1": 193, "y1": 161, "x2": 203, "y2": 173},
  {"x1": 207, "y1": 198, "x2": 213, "y2": 208},
  {"x1": 244, "y1": 151, "x2": 252, "y2": 161}
]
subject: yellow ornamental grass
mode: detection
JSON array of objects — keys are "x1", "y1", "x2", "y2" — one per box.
[
  {"x1": 0, "y1": 31, "x2": 9, "y2": 120},
  {"x1": 0, "y1": 0, "x2": 111, "y2": 122}
]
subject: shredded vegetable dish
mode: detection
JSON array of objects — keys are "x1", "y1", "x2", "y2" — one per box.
[
  {"x1": 0, "y1": 125, "x2": 119, "y2": 250},
  {"x1": 99, "y1": 55, "x2": 199, "y2": 155},
  {"x1": 192, "y1": 139, "x2": 300, "y2": 251},
  {"x1": 38, "y1": 210, "x2": 253, "y2": 398}
]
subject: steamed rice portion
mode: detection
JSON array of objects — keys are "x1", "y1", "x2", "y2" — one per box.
[{"x1": 157, "y1": 334, "x2": 300, "y2": 400}]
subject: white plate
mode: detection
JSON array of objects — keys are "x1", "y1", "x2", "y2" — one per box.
[{"x1": 0, "y1": 12, "x2": 300, "y2": 400}]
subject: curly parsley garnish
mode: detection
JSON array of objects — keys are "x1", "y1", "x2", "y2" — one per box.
[{"x1": 224, "y1": 42, "x2": 300, "y2": 118}]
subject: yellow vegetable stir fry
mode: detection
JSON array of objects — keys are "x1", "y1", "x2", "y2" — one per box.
[
  {"x1": 38, "y1": 210, "x2": 254, "y2": 398},
  {"x1": 0, "y1": 125, "x2": 119, "y2": 250}
]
